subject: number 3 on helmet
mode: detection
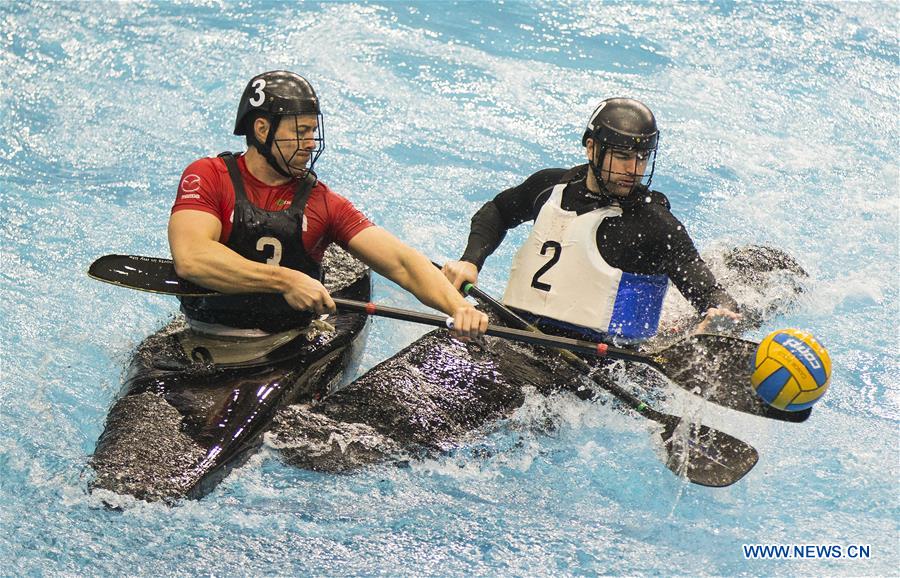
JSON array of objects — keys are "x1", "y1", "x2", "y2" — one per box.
[{"x1": 233, "y1": 70, "x2": 326, "y2": 177}]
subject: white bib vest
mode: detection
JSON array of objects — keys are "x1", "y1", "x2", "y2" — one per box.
[{"x1": 502, "y1": 183, "x2": 668, "y2": 340}]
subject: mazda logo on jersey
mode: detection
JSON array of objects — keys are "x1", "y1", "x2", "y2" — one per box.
[{"x1": 180, "y1": 174, "x2": 201, "y2": 193}]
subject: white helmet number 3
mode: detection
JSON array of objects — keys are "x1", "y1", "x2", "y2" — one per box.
[{"x1": 249, "y1": 79, "x2": 267, "y2": 107}]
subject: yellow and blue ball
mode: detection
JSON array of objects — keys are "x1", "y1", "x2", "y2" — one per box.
[{"x1": 750, "y1": 329, "x2": 831, "y2": 411}]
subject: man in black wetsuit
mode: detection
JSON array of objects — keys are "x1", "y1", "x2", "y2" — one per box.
[{"x1": 443, "y1": 98, "x2": 740, "y2": 345}]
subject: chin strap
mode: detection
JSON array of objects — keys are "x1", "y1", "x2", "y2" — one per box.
[
  {"x1": 587, "y1": 144, "x2": 624, "y2": 199},
  {"x1": 587, "y1": 157, "x2": 617, "y2": 198},
  {"x1": 257, "y1": 116, "x2": 295, "y2": 179}
]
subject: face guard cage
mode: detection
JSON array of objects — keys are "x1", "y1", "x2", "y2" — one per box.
[
  {"x1": 266, "y1": 113, "x2": 326, "y2": 179},
  {"x1": 590, "y1": 144, "x2": 658, "y2": 199}
]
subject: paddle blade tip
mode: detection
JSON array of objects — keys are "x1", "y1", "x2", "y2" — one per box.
[{"x1": 662, "y1": 421, "x2": 759, "y2": 487}]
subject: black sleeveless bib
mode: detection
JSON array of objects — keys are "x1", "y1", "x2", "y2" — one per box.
[{"x1": 179, "y1": 152, "x2": 322, "y2": 332}]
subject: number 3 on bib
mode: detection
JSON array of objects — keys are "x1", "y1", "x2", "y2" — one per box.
[
  {"x1": 530, "y1": 241, "x2": 561, "y2": 291},
  {"x1": 256, "y1": 236, "x2": 283, "y2": 265}
]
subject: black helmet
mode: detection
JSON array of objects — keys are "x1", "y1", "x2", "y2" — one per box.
[
  {"x1": 581, "y1": 97, "x2": 658, "y2": 150},
  {"x1": 234, "y1": 70, "x2": 321, "y2": 135},
  {"x1": 582, "y1": 98, "x2": 659, "y2": 199},
  {"x1": 234, "y1": 70, "x2": 325, "y2": 179}
]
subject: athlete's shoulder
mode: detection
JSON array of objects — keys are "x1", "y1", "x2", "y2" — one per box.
[
  {"x1": 647, "y1": 190, "x2": 672, "y2": 211},
  {"x1": 626, "y1": 187, "x2": 671, "y2": 213},
  {"x1": 308, "y1": 179, "x2": 367, "y2": 218},
  {"x1": 559, "y1": 163, "x2": 589, "y2": 182},
  {"x1": 511, "y1": 168, "x2": 570, "y2": 206},
  {"x1": 307, "y1": 178, "x2": 373, "y2": 245},
  {"x1": 183, "y1": 155, "x2": 229, "y2": 175},
  {"x1": 524, "y1": 167, "x2": 570, "y2": 186},
  {"x1": 641, "y1": 194, "x2": 694, "y2": 243},
  {"x1": 530, "y1": 167, "x2": 570, "y2": 179},
  {"x1": 176, "y1": 155, "x2": 233, "y2": 201},
  {"x1": 309, "y1": 178, "x2": 345, "y2": 203}
]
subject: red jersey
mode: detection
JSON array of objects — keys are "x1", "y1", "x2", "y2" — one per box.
[{"x1": 171, "y1": 154, "x2": 373, "y2": 261}]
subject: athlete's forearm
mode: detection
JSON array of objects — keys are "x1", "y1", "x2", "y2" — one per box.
[
  {"x1": 347, "y1": 227, "x2": 471, "y2": 317},
  {"x1": 386, "y1": 249, "x2": 471, "y2": 316},
  {"x1": 171, "y1": 238, "x2": 297, "y2": 295},
  {"x1": 703, "y1": 287, "x2": 739, "y2": 313}
]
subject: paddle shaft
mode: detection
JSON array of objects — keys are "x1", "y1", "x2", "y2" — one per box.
[
  {"x1": 87, "y1": 255, "x2": 642, "y2": 361},
  {"x1": 335, "y1": 298, "x2": 624, "y2": 360},
  {"x1": 456, "y1": 283, "x2": 666, "y2": 419},
  {"x1": 462, "y1": 282, "x2": 661, "y2": 364}
]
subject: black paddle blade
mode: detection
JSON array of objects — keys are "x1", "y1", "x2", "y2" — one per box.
[
  {"x1": 88, "y1": 255, "x2": 215, "y2": 296},
  {"x1": 660, "y1": 417, "x2": 759, "y2": 487},
  {"x1": 654, "y1": 334, "x2": 812, "y2": 423}
]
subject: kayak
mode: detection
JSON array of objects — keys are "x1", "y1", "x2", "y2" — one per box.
[
  {"x1": 89, "y1": 247, "x2": 371, "y2": 503},
  {"x1": 269, "y1": 244, "x2": 810, "y2": 473}
]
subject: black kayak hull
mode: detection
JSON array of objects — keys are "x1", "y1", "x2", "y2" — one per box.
[
  {"x1": 90, "y1": 248, "x2": 371, "y2": 502},
  {"x1": 271, "y1": 321, "x2": 587, "y2": 471}
]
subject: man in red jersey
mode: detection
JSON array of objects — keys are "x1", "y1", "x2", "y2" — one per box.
[{"x1": 169, "y1": 70, "x2": 487, "y2": 338}]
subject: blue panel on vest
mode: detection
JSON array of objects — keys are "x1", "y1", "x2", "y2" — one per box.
[{"x1": 607, "y1": 273, "x2": 668, "y2": 340}]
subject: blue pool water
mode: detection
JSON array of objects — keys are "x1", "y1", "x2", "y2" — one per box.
[{"x1": 1, "y1": 1, "x2": 897, "y2": 575}]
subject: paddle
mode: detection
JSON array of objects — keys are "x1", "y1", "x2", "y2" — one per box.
[
  {"x1": 89, "y1": 255, "x2": 213, "y2": 296},
  {"x1": 87, "y1": 255, "x2": 657, "y2": 358},
  {"x1": 452, "y1": 274, "x2": 810, "y2": 424},
  {"x1": 89, "y1": 254, "x2": 758, "y2": 486}
]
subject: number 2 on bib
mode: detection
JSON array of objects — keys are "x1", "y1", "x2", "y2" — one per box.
[{"x1": 530, "y1": 241, "x2": 561, "y2": 291}]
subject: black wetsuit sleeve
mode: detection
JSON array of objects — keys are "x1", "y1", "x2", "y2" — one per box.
[
  {"x1": 662, "y1": 212, "x2": 738, "y2": 313},
  {"x1": 460, "y1": 168, "x2": 565, "y2": 270}
]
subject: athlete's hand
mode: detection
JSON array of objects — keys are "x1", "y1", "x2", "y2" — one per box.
[
  {"x1": 282, "y1": 270, "x2": 336, "y2": 315},
  {"x1": 449, "y1": 305, "x2": 489, "y2": 341},
  {"x1": 694, "y1": 307, "x2": 742, "y2": 334},
  {"x1": 442, "y1": 260, "x2": 479, "y2": 292}
]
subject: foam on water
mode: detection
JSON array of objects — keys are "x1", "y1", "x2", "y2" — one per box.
[{"x1": 1, "y1": 1, "x2": 897, "y2": 575}]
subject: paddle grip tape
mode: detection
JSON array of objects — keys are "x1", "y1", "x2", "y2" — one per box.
[
  {"x1": 366, "y1": 302, "x2": 376, "y2": 315},
  {"x1": 596, "y1": 343, "x2": 608, "y2": 356}
]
